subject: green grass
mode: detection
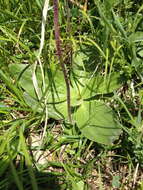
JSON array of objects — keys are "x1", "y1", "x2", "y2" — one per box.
[{"x1": 0, "y1": 0, "x2": 143, "y2": 189}]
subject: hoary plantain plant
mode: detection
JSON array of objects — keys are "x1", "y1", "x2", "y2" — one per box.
[{"x1": 8, "y1": 51, "x2": 122, "y2": 145}]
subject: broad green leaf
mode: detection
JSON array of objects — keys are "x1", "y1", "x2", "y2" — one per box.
[
  {"x1": 9, "y1": 64, "x2": 82, "y2": 117},
  {"x1": 23, "y1": 92, "x2": 43, "y2": 112},
  {"x1": 82, "y1": 73, "x2": 122, "y2": 99},
  {"x1": 8, "y1": 64, "x2": 122, "y2": 139},
  {"x1": 9, "y1": 64, "x2": 83, "y2": 109},
  {"x1": 48, "y1": 101, "x2": 68, "y2": 119},
  {"x1": 73, "y1": 101, "x2": 121, "y2": 145},
  {"x1": 129, "y1": 32, "x2": 143, "y2": 43},
  {"x1": 23, "y1": 92, "x2": 67, "y2": 119},
  {"x1": 9, "y1": 64, "x2": 67, "y2": 101},
  {"x1": 9, "y1": 64, "x2": 42, "y2": 98}
]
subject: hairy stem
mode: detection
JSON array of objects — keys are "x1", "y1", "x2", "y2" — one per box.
[{"x1": 53, "y1": 0, "x2": 72, "y2": 123}]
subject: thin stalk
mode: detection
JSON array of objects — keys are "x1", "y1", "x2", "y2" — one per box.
[{"x1": 53, "y1": 0, "x2": 72, "y2": 123}]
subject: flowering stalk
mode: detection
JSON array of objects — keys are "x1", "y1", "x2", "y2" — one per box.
[{"x1": 53, "y1": 0, "x2": 72, "y2": 123}]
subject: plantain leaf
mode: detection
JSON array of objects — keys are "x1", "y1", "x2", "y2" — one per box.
[
  {"x1": 9, "y1": 64, "x2": 43, "y2": 98},
  {"x1": 8, "y1": 64, "x2": 83, "y2": 116},
  {"x1": 129, "y1": 32, "x2": 143, "y2": 43},
  {"x1": 73, "y1": 101, "x2": 121, "y2": 145},
  {"x1": 82, "y1": 73, "x2": 122, "y2": 99},
  {"x1": 9, "y1": 64, "x2": 67, "y2": 101},
  {"x1": 9, "y1": 64, "x2": 122, "y2": 144},
  {"x1": 23, "y1": 92, "x2": 43, "y2": 112}
]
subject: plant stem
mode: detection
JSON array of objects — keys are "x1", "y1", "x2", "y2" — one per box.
[{"x1": 53, "y1": 0, "x2": 72, "y2": 123}]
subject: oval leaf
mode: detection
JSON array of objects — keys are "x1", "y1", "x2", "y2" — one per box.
[
  {"x1": 82, "y1": 73, "x2": 122, "y2": 99},
  {"x1": 73, "y1": 101, "x2": 121, "y2": 145}
]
